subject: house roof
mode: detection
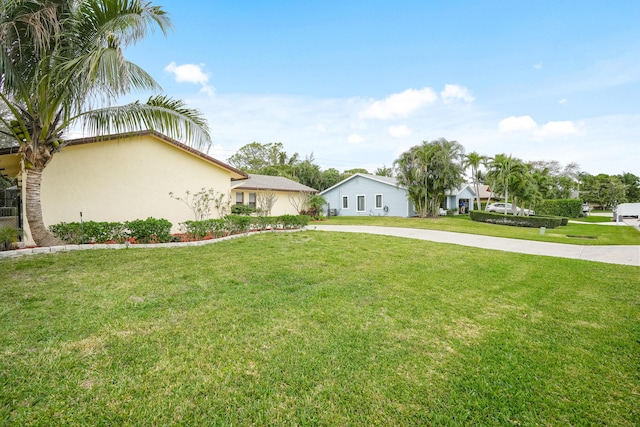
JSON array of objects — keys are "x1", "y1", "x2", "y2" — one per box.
[
  {"x1": 0, "y1": 131, "x2": 248, "y2": 181},
  {"x1": 319, "y1": 173, "x2": 402, "y2": 195},
  {"x1": 446, "y1": 183, "x2": 494, "y2": 198},
  {"x1": 231, "y1": 174, "x2": 318, "y2": 193}
]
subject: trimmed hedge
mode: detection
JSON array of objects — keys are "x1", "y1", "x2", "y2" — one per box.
[
  {"x1": 49, "y1": 221, "x2": 128, "y2": 244},
  {"x1": 536, "y1": 199, "x2": 583, "y2": 218},
  {"x1": 470, "y1": 210, "x2": 565, "y2": 228},
  {"x1": 51, "y1": 215, "x2": 312, "y2": 244}
]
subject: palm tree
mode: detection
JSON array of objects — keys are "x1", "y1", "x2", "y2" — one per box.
[
  {"x1": 464, "y1": 151, "x2": 485, "y2": 211},
  {"x1": 486, "y1": 154, "x2": 526, "y2": 215},
  {"x1": 394, "y1": 138, "x2": 464, "y2": 217},
  {"x1": 0, "y1": 0, "x2": 210, "y2": 246}
]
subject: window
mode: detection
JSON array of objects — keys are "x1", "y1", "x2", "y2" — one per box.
[
  {"x1": 235, "y1": 192, "x2": 244, "y2": 205},
  {"x1": 375, "y1": 194, "x2": 383, "y2": 209},
  {"x1": 342, "y1": 196, "x2": 349, "y2": 209},
  {"x1": 357, "y1": 195, "x2": 365, "y2": 212},
  {"x1": 248, "y1": 192, "x2": 256, "y2": 208}
]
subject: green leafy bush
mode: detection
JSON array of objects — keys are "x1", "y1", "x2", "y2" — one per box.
[
  {"x1": 231, "y1": 204, "x2": 255, "y2": 216},
  {"x1": 181, "y1": 219, "x2": 225, "y2": 240},
  {"x1": 536, "y1": 199, "x2": 583, "y2": 218},
  {"x1": 470, "y1": 210, "x2": 564, "y2": 228},
  {"x1": 125, "y1": 217, "x2": 172, "y2": 243},
  {"x1": 251, "y1": 216, "x2": 272, "y2": 231},
  {"x1": 224, "y1": 215, "x2": 251, "y2": 234},
  {"x1": 0, "y1": 226, "x2": 20, "y2": 251},
  {"x1": 49, "y1": 221, "x2": 126, "y2": 244}
]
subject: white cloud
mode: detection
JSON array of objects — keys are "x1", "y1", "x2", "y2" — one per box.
[
  {"x1": 165, "y1": 62, "x2": 215, "y2": 97},
  {"x1": 440, "y1": 84, "x2": 474, "y2": 103},
  {"x1": 498, "y1": 115, "x2": 537, "y2": 132},
  {"x1": 348, "y1": 133, "x2": 365, "y2": 144},
  {"x1": 499, "y1": 115, "x2": 579, "y2": 138},
  {"x1": 165, "y1": 62, "x2": 210, "y2": 85},
  {"x1": 359, "y1": 87, "x2": 437, "y2": 120},
  {"x1": 388, "y1": 125, "x2": 412, "y2": 138},
  {"x1": 558, "y1": 98, "x2": 567, "y2": 105},
  {"x1": 536, "y1": 121, "x2": 579, "y2": 137},
  {"x1": 534, "y1": 63, "x2": 543, "y2": 69}
]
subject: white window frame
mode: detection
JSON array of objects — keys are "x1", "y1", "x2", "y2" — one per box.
[
  {"x1": 356, "y1": 195, "x2": 366, "y2": 212},
  {"x1": 375, "y1": 193, "x2": 383, "y2": 209},
  {"x1": 342, "y1": 195, "x2": 349, "y2": 209}
]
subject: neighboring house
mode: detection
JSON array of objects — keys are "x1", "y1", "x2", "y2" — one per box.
[
  {"x1": 231, "y1": 174, "x2": 318, "y2": 216},
  {"x1": 445, "y1": 184, "x2": 478, "y2": 213},
  {"x1": 0, "y1": 131, "x2": 247, "y2": 245},
  {"x1": 320, "y1": 173, "x2": 417, "y2": 217}
]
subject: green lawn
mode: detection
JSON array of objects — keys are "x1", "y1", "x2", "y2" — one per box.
[
  {"x1": 1, "y1": 232, "x2": 638, "y2": 425},
  {"x1": 324, "y1": 215, "x2": 640, "y2": 245}
]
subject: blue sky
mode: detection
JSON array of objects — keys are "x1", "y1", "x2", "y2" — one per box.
[{"x1": 123, "y1": 0, "x2": 640, "y2": 175}]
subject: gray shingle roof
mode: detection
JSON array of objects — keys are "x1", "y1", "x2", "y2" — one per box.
[{"x1": 232, "y1": 174, "x2": 318, "y2": 193}]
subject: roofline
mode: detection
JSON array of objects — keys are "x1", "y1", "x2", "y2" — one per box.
[
  {"x1": 64, "y1": 130, "x2": 248, "y2": 179},
  {"x1": 233, "y1": 184, "x2": 318, "y2": 193},
  {"x1": 231, "y1": 174, "x2": 318, "y2": 193},
  {"x1": 319, "y1": 173, "x2": 403, "y2": 195}
]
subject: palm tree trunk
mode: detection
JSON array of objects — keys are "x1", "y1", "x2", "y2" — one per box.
[{"x1": 26, "y1": 168, "x2": 65, "y2": 246}]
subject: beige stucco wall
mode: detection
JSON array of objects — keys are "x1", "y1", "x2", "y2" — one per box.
[
  {"x1": 232, "y1": 189, "x2": 308, "y2": 216},
  {"x1": 36, "y1": 134, "x2": 234, "y2": 237}
]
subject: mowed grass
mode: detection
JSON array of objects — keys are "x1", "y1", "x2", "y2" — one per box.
[
  {"x1": 325, "y1": 215, "x2": 640, "y2": 245},
  {"x1": 1, "y1": 232, "x2": 639, "y2": 425}
]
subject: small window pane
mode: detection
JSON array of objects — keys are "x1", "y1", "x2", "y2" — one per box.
[
  {"x1": 357, "y1": 195, "x2": 365, "y2": 211},
  {"x1": 375, "y1": 194, "x2": 383, "y2": 208},
  {"x1": 342, "y1": 196, "x2": 349, "y2": 209}
]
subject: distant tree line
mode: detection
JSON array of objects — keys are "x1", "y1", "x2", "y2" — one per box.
[{"x1": 228, "y1": 141, "x2": 640, "y2": 214}]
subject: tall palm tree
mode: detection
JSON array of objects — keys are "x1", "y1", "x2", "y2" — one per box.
[
  {"x1": 0, "y1": 0, "x2": 211, "y2": 246},
  {"x1": 464, "y1": 151, "x2": 485, "y2": 210},
  {"x1": 486, "y1": 154, "x2": 526, "y2": 215},
  {"x1": 394, "y1": 138, "x2": 464, "y2": 217}
]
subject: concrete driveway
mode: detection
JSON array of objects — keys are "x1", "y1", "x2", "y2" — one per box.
[{"x1": 311, "y1": 225, "x2": 640, "y2": 267}]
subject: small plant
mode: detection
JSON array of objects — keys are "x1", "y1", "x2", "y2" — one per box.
[
  {"x1": 0, "y1": 226, "x2": 20, "y2": 251},
  {"x1": 170, "y1": 188, "x2": 229, "y2": 221}
]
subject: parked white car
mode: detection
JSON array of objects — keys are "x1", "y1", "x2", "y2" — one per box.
[{"x1": 486, "y1": 202, "x2": 535, "y2": 216}]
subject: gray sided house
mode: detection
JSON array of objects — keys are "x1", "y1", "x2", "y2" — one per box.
[
  {"x1": 444, "y1": 184, "x2": 477, "y2": 213},
  {"x1": 320, "y1": 173, "x2": 417, "y2": 217}
]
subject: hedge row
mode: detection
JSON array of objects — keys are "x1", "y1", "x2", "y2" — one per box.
[
  {"x1": 536, "y1": 199, "x2": 583, "y2": 218},
  {"x1": 181, "y1": 215, "x2": 310, "y2": 240},
  {"x1": 470, "y1": 210, "x2": 567, "y2": 228},
  {"x1": 49, "y1": 217, "x2": 172, "y2": 244},
  {"x1": 49, "y1": 215, "x2": 311, "y2": 244}
]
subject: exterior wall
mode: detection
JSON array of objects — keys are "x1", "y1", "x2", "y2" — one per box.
[
  {"x1": 321, "y1": 175, "x2": 414, "y2": 217},
  {"x1": 39, "y1": 134, "x2": 234, "y2": 234},
  {"x1": 445, "y1": 186, "x2": 476, "y2": 212},
  {"x1": 232, "y1": 189, "x2": 307, "y2": 216}
]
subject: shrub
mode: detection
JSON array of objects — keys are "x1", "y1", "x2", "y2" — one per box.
[
  {"x1": 181, "y1": 219, "x2": 226, "y2": 240},
  {"x1": 536, "y1": 199, "x2": 583, "y2": 218},
  {"x1": 0, "y1": 226, "x2": 20, "y2": 251},
  {"x1": 470, "y1": 210, "x2": 564, "y2": 228},
  {"x1": 50, "y1": 221, "x2": 126, "y2": 243},
  {"x1": 125, "y1": 217, "x2": 173, "y2": 243},
  {"x1": 224, "y1": 215, "x2": 251, "y2": 234},
  {"x1": 251, "y1": 216, "x2": 272, "y2": 231},
  {"x1": 231, "y1": 204, "x2": 255, "y2": 216}
]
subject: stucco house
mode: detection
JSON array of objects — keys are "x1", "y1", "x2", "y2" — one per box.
[
  {"x1": 231, "y1": 174, "x2": 318, "y2": 216},
  {"x1": 0, "y1": 131, "x2": 248, "y2": 245},
  {"x1": 320, "y1": 173, "x2": 417, "y2": 217}
]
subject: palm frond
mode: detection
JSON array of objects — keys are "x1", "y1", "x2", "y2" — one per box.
[{"x1": 77, "y1": 95, "x2": 211, "y2": 150}]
